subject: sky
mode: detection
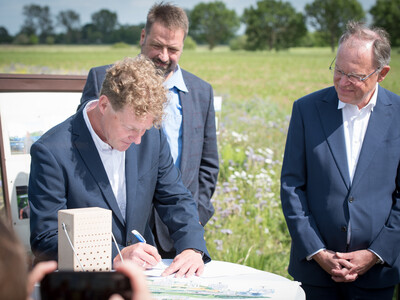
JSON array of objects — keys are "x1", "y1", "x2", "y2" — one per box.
[{"x1": 0, "y1": 0, "x2": 376, "y2": 35}]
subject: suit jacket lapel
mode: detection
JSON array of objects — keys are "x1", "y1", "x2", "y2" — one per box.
[
  {"x1": 71, "y1": 110, "x2": 125, "y2": 225},
  {"x1": 124, "y1": 146, "x2": 139, "y2": 230},
  {"x1": 316, "y1": 88, "x2": 351, "y2": 189},
  {"x1": 351, "y1": 86, "x2": 393, "y2": 189}
]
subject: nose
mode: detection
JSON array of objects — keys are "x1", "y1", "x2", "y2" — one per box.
[
  {"x1": 129, "y1": 135, "x2": 141, "y2": 145},
  {"x1": 338, "y1": 74, "x2": 352, "y2": 85},
  {"x1": 158, "y1": 47, "x2": 169, "y2": 62},
  {"x1": 128, "y1": 130, "x2": 145, "y2": 145}
]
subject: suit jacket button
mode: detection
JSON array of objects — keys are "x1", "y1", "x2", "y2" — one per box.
[
  {"x1": 341, "y1": 226, "x2": 347, "y2": 232},
  {"x1": 348, "y1": 196, "x2": 354, "y2": 203},
  {"x1": 127, "y1": 241, "x2": 132, "y2": 246}
]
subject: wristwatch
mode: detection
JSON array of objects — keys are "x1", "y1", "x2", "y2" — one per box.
[
  {"x1": 376, "y1": 257, "x2": 384, "y2": 264},
  {"x1": 191, "y1": 248, "x2": 204, "y2": 258}
]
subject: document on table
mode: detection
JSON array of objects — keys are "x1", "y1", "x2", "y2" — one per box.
[
  {"x1": 144, "y1": 260, "x2": 171, "y2": 277},
  {"x1": 144, "y1": 260, "x2": 303, "y2": 300}
]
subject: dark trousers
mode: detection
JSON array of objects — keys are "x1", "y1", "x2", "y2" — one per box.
[{"x1": 302, "y1": 283, "x2": 395, "y2": 300}]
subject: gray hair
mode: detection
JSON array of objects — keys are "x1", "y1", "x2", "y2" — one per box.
[{"x1": 338, "y1": 20, "x2": 391, "y2": 68}]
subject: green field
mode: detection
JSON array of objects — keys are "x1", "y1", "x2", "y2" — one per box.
[{"x1": 1, "y1": 45, "x2": 399, "y2": 279}]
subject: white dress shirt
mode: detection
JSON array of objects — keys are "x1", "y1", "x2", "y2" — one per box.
[
  {"x1": 83, "y1": 100, "x2": 127, "y2": 220},
  {"x1": 339, "y1": 83, "x2": 378, "y2": 184}
]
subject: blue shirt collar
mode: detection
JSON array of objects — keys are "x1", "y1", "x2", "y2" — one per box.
[{"x1": 165, "y1": 65, "x2": 188, "y2": 93}]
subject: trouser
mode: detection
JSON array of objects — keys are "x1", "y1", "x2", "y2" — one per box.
[{"x1": 301, "y1": 283, "x2": 395, "y2": 300}]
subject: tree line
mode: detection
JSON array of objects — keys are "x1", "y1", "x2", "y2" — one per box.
[{"x1": 0, "y1": 0, "x2": 398, "y2": 52}]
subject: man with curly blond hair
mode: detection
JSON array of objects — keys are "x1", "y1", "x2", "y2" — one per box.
[{"x1": 29, "y1": 56, "x2": 210, "y2": 277}]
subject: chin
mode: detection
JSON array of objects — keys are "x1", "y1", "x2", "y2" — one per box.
[
  {"x1": 116, "y1": 144, "x2": 131, "y2": 152},
  {"x1": 337, "y1": 90, "x2": 355, "y2": 102}
]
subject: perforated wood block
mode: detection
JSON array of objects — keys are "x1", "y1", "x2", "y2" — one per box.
[{"x1": 58, "y1": 207, "x2": 112, "y2": 271}]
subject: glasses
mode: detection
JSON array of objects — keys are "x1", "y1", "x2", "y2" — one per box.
[{"x1": 329, "y1": 57, "x2": 380, "y2": 84}]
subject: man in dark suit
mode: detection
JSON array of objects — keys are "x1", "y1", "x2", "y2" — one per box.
[
  {"x1": 29, "y1": 56, "x2": 210, "y2": 277},
  {"x1": 281, "y1": 21, "x2": 400, "y2": 299},
  {"x1": 80, "y1": 2, "x2": 219, "y2": 258}
]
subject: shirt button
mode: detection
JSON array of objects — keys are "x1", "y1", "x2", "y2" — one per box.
[{"x1": 349, "y1": 196, "x2": 354, "y2": 203}]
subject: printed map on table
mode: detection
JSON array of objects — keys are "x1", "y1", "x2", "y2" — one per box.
[
  {"x1": 148, "y1": 276, "x2": 274, "y2": 299},
  {"x1": 145, "y1": 260, "x2": 301, "y2": 299}
]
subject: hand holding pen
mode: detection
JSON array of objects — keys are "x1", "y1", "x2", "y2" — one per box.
[{"x1": 113, "y1": 229, "x2": 161, "y2": 268}]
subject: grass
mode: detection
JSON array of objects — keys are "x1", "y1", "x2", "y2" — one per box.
[{"x1": 1, "y1": 45, "x2": 399, "y2": 280}]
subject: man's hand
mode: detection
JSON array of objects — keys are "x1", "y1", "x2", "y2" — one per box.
[
  {"x1": 162, "y1": 249, "x2": 204, "y2": 278},
  {"x1": 312, "y1": 250, "x2": 357, "y2": 282},
  {"x1": 113, "y1": 243, "x2": 161, "y2": 269},
  {"x1": 331, "y1": 250, "x2": 378, "y2": 281}
]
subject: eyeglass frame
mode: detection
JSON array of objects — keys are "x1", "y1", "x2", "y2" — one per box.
[{"x1": 329, "y1": 57, "x2": 381, "y2": 84}]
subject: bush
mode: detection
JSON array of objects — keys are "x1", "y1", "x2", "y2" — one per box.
[
  {"x1": 13, "y1": 34, "x2": 38, "y2": 45},
  {"x1": 229, "y1": 35, "x2": 247, "y2": 51},
  {"x1": 184, "y1": 36, "x2": 197, "y2": 50},
  {"x1": 45, "y1": 36, "x2": 55, "y2": 45}
]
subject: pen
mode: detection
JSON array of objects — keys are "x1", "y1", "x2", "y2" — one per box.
[{"x1": 132, "y1": 229, "x2": 147, "y2": 243}]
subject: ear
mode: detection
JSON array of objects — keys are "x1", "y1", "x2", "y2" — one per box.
[
  {"x1": 140, "y1": 28, "x2": 146, "y2": 47},
  {"x1": 377, "y1": 65, "x2": 390, "y2": 83},
  {"x1": 98, "y1": 95, "x2": 109, "y2": 114}
]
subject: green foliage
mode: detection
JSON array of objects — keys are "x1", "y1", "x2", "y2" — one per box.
[
  {"x1": 242, "y1": 0, "x2": 307, "y2": 51},
  {"x1": 305, "y1": 0, "x2": 365, "y2": 52},
  {"x1": 91, "y1": 9, "x2": 118, "y2": 43},
  {"x1": 112, "y1": 24, "x2": 143, "y2": 45},
  {"x1": 45, "y1": 36, "x2": 55, "y2": 45},
  {"x1": 0, "y1": 27, "x2": 13, "y2": 44},
  {"x1": 184, "y1": 36, "x2": 197, "y2": 50},
  {"x1": 370, "y1": 0, "x2": 400, "y2": 47},
  {"x1": 229, "y1": 35, "x2": 247, "y2": 51},
  {"x1": 57, "y1": 10, "x2": 80, "y2": 31},
  {"x1": 12, "y1": 34, "x2": 39, "y2": 45},
  {"x1": 298, "y1": 31, "x2": 329, "y2": 47},
  {"x1": 21, "y1": 4, "x2": 53, "y2": 43},
  {"x1": 12, "y1": 34, "x2": 28, "y2": 45},
  {"x1": 189, "y1": 1, "x2": 240, "y2": 50},
  {"x1": 56, "y1": 10, "x2": 81, "y2": 44},
  {"x1": 5, "y1": 1, "x2": 398, "y2": 52}
]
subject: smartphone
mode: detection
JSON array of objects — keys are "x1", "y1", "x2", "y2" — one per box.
[{"x1": 40, "y1": 271, "x2": 132, "y2": 300}]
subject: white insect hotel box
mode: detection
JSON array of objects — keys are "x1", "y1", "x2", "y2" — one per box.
[{"x1": 58, "y1": 207, "x2": 112, "y2": 271}]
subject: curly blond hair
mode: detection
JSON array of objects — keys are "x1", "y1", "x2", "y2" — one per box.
[{"x1": 100, "y1": 55, "x2": 167, "y2": 128}]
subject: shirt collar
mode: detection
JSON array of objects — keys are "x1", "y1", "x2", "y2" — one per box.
[
  {"x1": 338, "y1": 83, "x2": 379, "y2": 111},
  {"x1": 165, "y1": 65, "x2": 188, "y2": 93},
  {"x1": 83, "y1": 100, "x2": 113, "y2": 152}
]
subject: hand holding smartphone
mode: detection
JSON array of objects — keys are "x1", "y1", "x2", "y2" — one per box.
[{"x1": 40, "y1": 271, "x2": 132, "y2": 300}]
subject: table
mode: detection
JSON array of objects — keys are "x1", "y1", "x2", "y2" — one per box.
[
  {"x1": 146, "y1": 259, "x2": 305, "y2": 300},
  {"x1": 34, "y1": 260, "x2": 305, "y2": 300}
]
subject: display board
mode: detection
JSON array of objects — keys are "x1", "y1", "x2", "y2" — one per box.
[{"x1": 0, "y1": 74, "x2": 86, "y2": 250}]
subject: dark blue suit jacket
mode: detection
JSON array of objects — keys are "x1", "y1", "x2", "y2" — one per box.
[
  {"x1": 80, "y1": 65, "x2": 219, "y2": 254},
  {"x1": 281, "y1": 85, "x2": 400, "y2": 288},
  {"x1": 29, "y1": 107, "x2": 210, "y2": 262}
]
